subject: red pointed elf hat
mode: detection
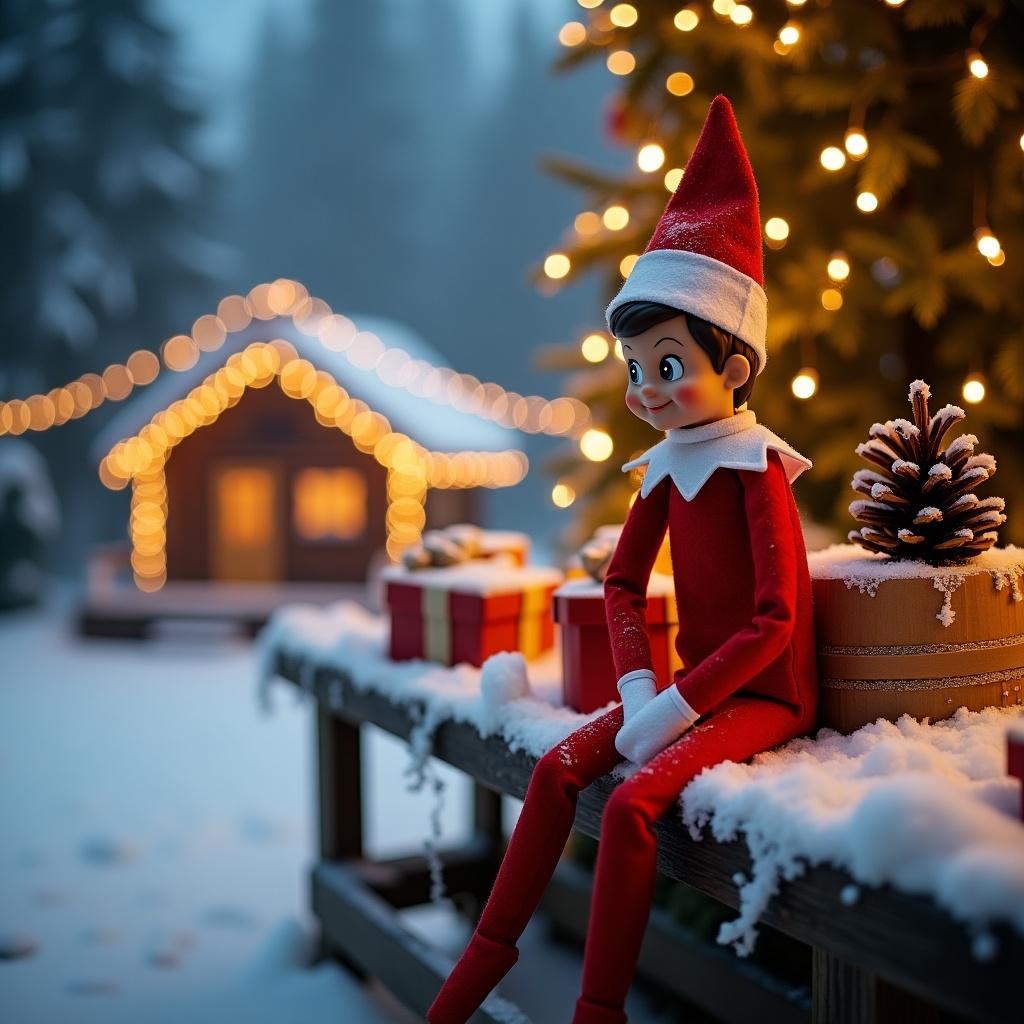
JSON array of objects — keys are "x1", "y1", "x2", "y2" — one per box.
[{"x1": 605, "y1": 95, "x2": 768, "y2": 371}]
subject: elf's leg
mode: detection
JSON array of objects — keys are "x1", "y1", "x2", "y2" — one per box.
[
  {"x1": 573, "y1": 695, "x2": 806, "y2": 1024},
  {"x1": 428, "y1": 702, "x2": 625, "y2": 1024}
]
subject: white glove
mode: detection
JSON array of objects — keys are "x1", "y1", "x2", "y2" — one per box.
[
  {"x1": 615, "y1": 684, "x2": 700, "y2": 765},
  {"x1": 617, "y1": 669, "x2": 657, "y2": 724}
]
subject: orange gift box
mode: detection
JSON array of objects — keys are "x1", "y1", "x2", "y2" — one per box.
[
  {"x1": 384, "y1": 562, "x2": 562, "y2": 667},
  {"x1": 553, "y1": 574, "x2": 682, "y2": 713}
]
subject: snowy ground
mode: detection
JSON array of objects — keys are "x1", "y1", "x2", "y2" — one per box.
[{"x1": 0, "y1": 592, "x2": 679, "y2": 1024}]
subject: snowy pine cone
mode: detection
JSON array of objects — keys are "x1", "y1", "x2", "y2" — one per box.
[{"x1": 848, "y1": 380, "x2": 1006, "y2": 563}]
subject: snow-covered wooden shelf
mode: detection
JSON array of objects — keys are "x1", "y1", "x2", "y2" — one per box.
[{"x1": 263, "y1": 620, "x2": 1023, "y2": 1024}]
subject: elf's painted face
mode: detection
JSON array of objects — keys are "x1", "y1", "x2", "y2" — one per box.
[{"x1": 619, "y1": 314, "x2": 749, "y2": 431}]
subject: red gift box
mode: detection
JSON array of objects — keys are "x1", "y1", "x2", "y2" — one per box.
[
  {"x1": 1009, "y1": 719, "x2": 1024, "y2": 821},
  {"x1": 384, "y1": 562, "x2": 562, "y2": 667},
  {"x1": 553, "y1": 574, "x2": 682, "y2": 713}
]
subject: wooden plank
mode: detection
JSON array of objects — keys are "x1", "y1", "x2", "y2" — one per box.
[
  {"x1": 542, "y1": 858, "x2": 811, "y2": 1024},
  {"x1": 353, "y1": 837, "x2": 507, "y2": 910},
  {"x1": 277, "y1": 654, "x2": 1022, "y2": 1024},
  {"x1": 316, "y1": 707, "x2": 363, "y2": 860},
  {"x1": 812, "y1": 947, "x2": 874, "y2": 1024},
  {"x1": 312, "y1": 861, "x2": 531, "y2": 1023}
]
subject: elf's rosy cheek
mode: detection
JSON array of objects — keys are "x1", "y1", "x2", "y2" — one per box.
[
  {"x1": 625, "y1": 392, "x2": 645, "y2": 414},
  {"x1": 673, "y1": 385, "x2": 698, "y2": 405}
]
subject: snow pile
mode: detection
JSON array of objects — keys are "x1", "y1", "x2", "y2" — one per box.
[
  {"x1": 258, "y1": 601, "x2": 601, "y2": 760},
  {"x1": 260, "y1": 601, "x2": 1024, "y2": 959},
  {"x1": 480, "y1": 652, "x2": 532, "y2": 712},
  {"x1": 808, "y1": 543, "x2": 1024, "y2": 626},
  {"x1": 679, "y1": 707, "x2": 1024, "y2": 957}
]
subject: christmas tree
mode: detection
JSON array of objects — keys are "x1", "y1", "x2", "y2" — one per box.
[{"x1": 537, "y1": 0, "x2": 1024, "y2": 547}]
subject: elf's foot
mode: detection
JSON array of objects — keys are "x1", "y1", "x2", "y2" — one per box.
[
  {"x1": 426, "y1": 932, "x2": 519, "y2": 1024},
  {"x1": 571, "y1": 996, "x2": 628, "y2": 1024}
]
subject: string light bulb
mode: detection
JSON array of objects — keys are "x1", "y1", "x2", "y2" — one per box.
[
  {"x1": 558, "y1": 22, "x2": 587, "y2": 47},
  {"x1": 968, "y1": 51, "x2": 989, "y2": 79},
  {"x1": 777, "y1": 22, "x2": 800, "y2": 45},
  {"x1": 666, "y1": 72, "x2": 694, "y2": 96},
  {"x1": 581, "y1": 333, "x2": 610, "y2": 362},
  {"x1": 820, "y1": 146, "x2": 846, "y2": 171},
  {"x1": 603, "y1": 205, "x2": 630, "y2": 230},
  {"x1": 791, "y1": 368, "x2": 819, "y2": 400},
  {"x1": 962, "y1": 374, "x2": 986, "y2": 404},
  {"x1": 844, "y1": 129, "x2": 869, "y2": 159},
  {"x1": 544, "y1": 253, "x2": 571, "y2": 279},
  {"x1": 664, "y1": 167, "x2": 683, "y2": 192},
  {"x1": 674, "y1": 7, "x2": 699, "y2": 31},
  {"x1": 821, "y1": 288, "x2": 843, "y2": 311},
  {"x1": 609, "y1": 4, "x2": 638, "y2": 27},
  {"x1": 975, "y1": 229, "x2": 1001, "y2": 260},
  {"x1": 729, "y1": 4, "x2": 753, "y2": 25},
  {"x1": 606, "y1": 50, "x2": 636, "y2": 75},
  {"x1": 580, "y1": 429, "x2": 614, "y2": 462},
  {"x1": 856, "y1": 191, "x2": 879, "y2": 213},
  {"x1": 552, "y1": 482, "x2": 576, "y2": 508},
  {"x1": 637, "y1": 143, "x2": 666, "y2": 172},
  {"x1": 764, "y1": 216, "x2": 790, "y2": 248},
  {"x1": 827, "y1": 253, "x2": 851, "y2": 281}
]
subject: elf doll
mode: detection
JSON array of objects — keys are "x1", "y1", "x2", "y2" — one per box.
[{"x1": 428, "y1": 96, "x2": 819, "y2": 1024}]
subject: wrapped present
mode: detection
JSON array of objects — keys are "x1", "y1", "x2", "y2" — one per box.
[
  {"x1": 564, "y1": 524, "x2": 672, "y2": 580},
  {"x1": 553, "y1": 573, "x2": 682, "y2": 713},
  {"x1": 1009, "y1": 719, "x2": 1024, "y2": 821},
  {"x1": 383, "y1": 559, "x2": 561, "y2": 667}
]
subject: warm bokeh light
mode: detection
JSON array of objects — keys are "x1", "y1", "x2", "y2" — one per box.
[
  {"x1": 607, "y1": 50, "x2": 636, "y2": 75},
  {"x1": 856, "y1": 191, "x2": 879, "y2": 213},
  {"x1": 609, "y1": 4, "x2": 638, "y2": 27},
  {"x1": 764, "y1": 216, "x2": 790, "y2": 242},
  {"x1": 791, "y1": 368, "x2": 819, "y2": 400},
  {"x1": 827, "y1": 253, "x2": 851, "y2": 282},
  {"x1": 603, "y1": 205, "x2": 630, "y2": 230},
  {"x1": 968, "y1": 53, "x2": 989, "y2": 79},
  {"x1": 552, "y1": 482, "x2": 576, "y2": 508},
  {"x1": 581, "y1": 333, "x2": 611, "y2": 362},
  {"x1": 975, "y1": 230, "x2": 1001, "y2": 259},
  {"x1": 619, "y1": 253, "x2": 639, "y2": 277},
  {"x1": 820, "y1": 146, "x2": 846, "y2": 171},
  {"x1": 988, "y1": 249, "x2": 1006, "y2": 267},
  {"x1": 664, "y1": 167, "x2": 684, "y2": 192},
  {"x1": 711, "y1": 0, "x2": 735, "y2": 15},
  {"x1": 558, "y1": 21, "x2": 587, "y2": 46},
  {"x1": 544, "y1": 253, "x2": 571, "y2": 279},
  {"x1": 821, "y1": 288, "x2": 844, "y2": 311},
  {"x1": 666, "y1": 72, "x2": 694, "y2": 97},
  {"x1": 575, "y1": 211, "x2": 601, "y2": 235},
  {"x1": 729, "y1": 4, "x2": 753, "y2": 25},
  {"x1": 674, "y1": 7, "x2": 699, "y2": 31},
  {"x1": 778, "y1": 22, "x2": 800, "y2": 45},
  {"x1": 578, "y1": 0, "x2": 603, "y2": 8},
  {"x1": 962, "y1": 375, "x2": 986, "y2": 404},
  {"x1": 844, "y1": 129, "x2": 869, "y2": 158},
  {"x1": 580, "y1": 428, "x2": 614, "y2": 462},
  {"x1": 637, "y1": 143, "x2": 666, "y2": 172},
  {"x1": 614, "y1": 339, "x2": 625, "y2": 361}
]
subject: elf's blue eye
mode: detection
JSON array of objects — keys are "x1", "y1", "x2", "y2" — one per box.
[
  {"x1": 627, "y1": 359, "x2": 643, "y2": 385},
  {"x1": 659, "y1": 355, "x2": 684, "y2": 382}
]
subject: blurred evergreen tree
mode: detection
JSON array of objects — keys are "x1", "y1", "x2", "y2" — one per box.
[
  {"x1": 536, "y1": 0, "x2": 1024, "y2": 546},
  {"x1": 0, "y1": 0, "x2": 226, "y2": 393}
]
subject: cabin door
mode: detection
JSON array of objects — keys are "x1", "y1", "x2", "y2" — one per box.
[{"x1": 208, "y1": 460, "x2": 283, "y2": 582}]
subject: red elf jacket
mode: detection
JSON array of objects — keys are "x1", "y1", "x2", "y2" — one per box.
[{"x1": 604, "y1": 410, "x2": 819, "y2": 721}]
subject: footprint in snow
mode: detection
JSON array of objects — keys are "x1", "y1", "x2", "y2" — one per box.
[
  {"x1": 80, "y1": 836, "x2": 140, "y2": 866},
  {"x1": 0, "y1": 931, "x2": 38, "y2": 961}
]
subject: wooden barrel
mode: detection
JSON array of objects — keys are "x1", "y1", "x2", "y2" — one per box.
[{"x1": 810, "y1": 550, "x2": 1024, "y2": 734}]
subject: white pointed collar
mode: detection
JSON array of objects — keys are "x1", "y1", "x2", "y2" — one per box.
[{"x1": 621, "y1": 409, "x2": 812, "y2": 501}]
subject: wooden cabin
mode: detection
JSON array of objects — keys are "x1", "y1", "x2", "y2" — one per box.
[{"x1": 82, "y1": 312, "x2": 525, "y2": 637}]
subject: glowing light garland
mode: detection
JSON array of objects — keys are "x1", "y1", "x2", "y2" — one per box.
[{"x1": 0, "y1": 280, "x2": 591, "y2": 442}]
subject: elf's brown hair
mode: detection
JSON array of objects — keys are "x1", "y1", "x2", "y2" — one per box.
[{"x1": 609, "y1": 300, "x2": 758, "y2": 410}]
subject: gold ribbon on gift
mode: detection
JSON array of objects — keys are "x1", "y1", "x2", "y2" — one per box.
[
  {"x1": 517, "y1": 584, "x2": 551, "y2": 660},
  {"x1": 422, "y1": 587, "x2": 451, "y2": 663}
]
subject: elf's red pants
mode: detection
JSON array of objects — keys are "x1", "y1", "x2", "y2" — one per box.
[{"x1": 428, "y1": 692, "x2": 810, "y2": 1024}]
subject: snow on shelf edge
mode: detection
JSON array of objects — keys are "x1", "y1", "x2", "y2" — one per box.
[{"x1": 256, "y1": 599, "x2": 1024, "y2": 961}]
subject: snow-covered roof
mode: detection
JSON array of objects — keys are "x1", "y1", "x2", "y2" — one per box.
[{"x1": 92, "y1": 314, "x2": 521, "y2": 460}]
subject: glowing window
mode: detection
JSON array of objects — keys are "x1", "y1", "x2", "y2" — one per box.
[
  {"x1": 215, "y1": 466, "x2": 275, "y2": 547},
  {"x1": 293, "y1": 468, "x2": 366, "y2": 541}
]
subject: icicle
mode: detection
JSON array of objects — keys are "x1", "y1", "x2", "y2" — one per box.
[{"x1": 932, "y1": 575, "x2": 965, "y2": 627}]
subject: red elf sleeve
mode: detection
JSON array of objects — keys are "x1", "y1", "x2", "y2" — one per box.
[
  {"x1": 603, "y1": 475, "x2": 671, "y2": 679},
  {"x1": 675, "y1": 451, "x2": 799, "y2": 716}
]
